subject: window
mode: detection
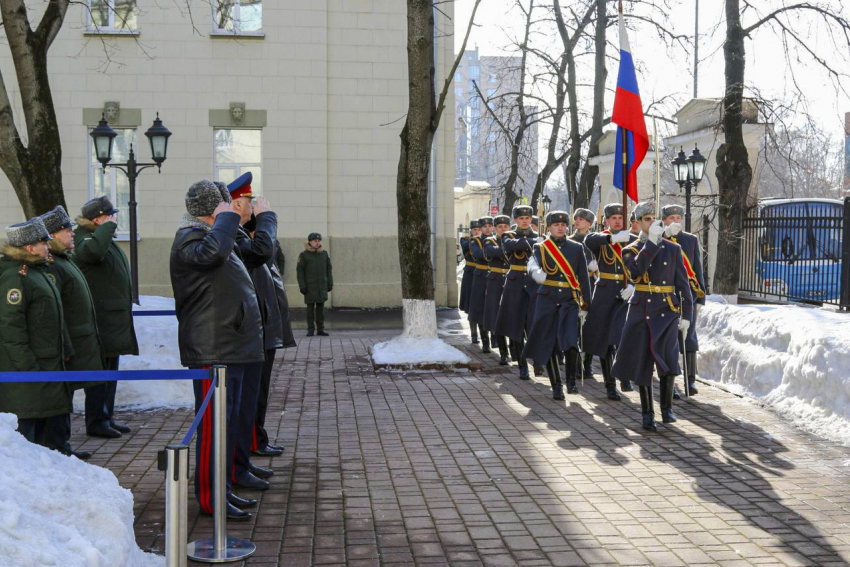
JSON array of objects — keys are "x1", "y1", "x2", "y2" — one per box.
[
  {"x1": 213, "y1": 0, "x2": 263, "y2": 34},
  {"x1": 487, "y1": 88, "x2": 496, "y2": 98},
  {"x1": 88, "y1": 0, "x2": 138, "y2": 32},
  {"x1": 88, "y1": 128, "x2": 136, "y2": 235},
  {"x1": 488, "y1": 74, "x2": 498, "y2": 83},
  {"x1": 469, "y1": 66, "x2": 480, "y2": 81},
  {"x1": 454, "y1": 87, "x2": 463, "y2": 100},
  {"x1": 214, "y1": 129, "x2": 263, "y2": 193},
  {"x1": 454, "y1": 73, "x2": 462, "y2": 83}
]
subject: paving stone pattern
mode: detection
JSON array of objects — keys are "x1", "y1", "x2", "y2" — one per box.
[{"x1": 70, "y1": 328, "x2": 850, "y2": 566}]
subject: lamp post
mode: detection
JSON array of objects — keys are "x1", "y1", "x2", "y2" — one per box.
[
  {"x1": 671, "y1": 144, "x2": 706, "y2": 232},
  {"x1": 90, "y1": 113, "x2": 171, "y2": 305}
]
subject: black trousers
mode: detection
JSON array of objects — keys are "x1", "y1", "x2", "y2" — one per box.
[
  {"x1": 233, "y1": 361, "x2": 265, "y2": 480},
  {"x1": 84, "y1": 356, "x2": 120, "y2": 430},
  {"x1": 306, "y1": 302, "x2": 325, "y2": 332},
  {"x1": 18, "y1": 413, "x2": 70, "y2": 453},
  {"x1": 253, "y1": 350, "x2": 277, "y2": 450}
]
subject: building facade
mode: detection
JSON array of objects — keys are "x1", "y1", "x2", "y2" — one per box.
[{"x1": 0, "y1": 1, "x2": 458, "y2": 308}]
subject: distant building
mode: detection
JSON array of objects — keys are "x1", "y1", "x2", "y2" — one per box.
[
  {"x1": 845, "y1": 112, "x2": 850, "y2": 195},
  {"x1": 454, "y1": 49, "x2": 538, "y2": 202}
]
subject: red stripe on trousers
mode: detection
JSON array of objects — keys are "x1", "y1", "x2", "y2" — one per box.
[{"x1": 199, "y1": 371, "x2": 213, "y2": 514}]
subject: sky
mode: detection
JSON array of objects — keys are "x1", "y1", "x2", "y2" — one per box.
[{"x1": 453, "y1": 0, "x2": 850, "y2": 149}]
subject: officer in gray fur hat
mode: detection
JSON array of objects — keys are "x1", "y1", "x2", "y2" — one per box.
[{"x1": 0, "y1": 218, "x2": 74, "y2": 454}]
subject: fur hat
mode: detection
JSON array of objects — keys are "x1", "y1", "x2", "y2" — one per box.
[
  {"x1": 493, "y1": 215, "x2": 511, "y2": 227},
  {"x1": 213, "y1": 181, "x2": 233, "y2": 204},
  {"x1": 633, "y1": 201, "x2": 656, "y2": 219},
  {"x1": 81, "y1": 195, "x2": 118, "y2": 220},
  {"x1": 185, "y1": 179, "x2": 224, "y2": 217},
  {"x1": 532, "y1": 216, "x2": 540, "y2": 225},
  {"x1": 573, "y1": 208, "x2": 595, "y2": 224},
  {"x1": 545, "y1": 210, "x2": 570, "y2": 226},
  {"x1": 478, "y1": 216, "x2": 494, "y2": 226},
  {"x1": 512, "y1": 205, "x2": 533, "y2": 218},
  {"x1": 6, "y1": 218, "x2": 51, "y2": 247},
  {"x1": 308, "y1": 232, "x2": 322, "y2": 241},
  {"x1": 661, "y1": 204, "x2": 685, "y2": 219},
  {"x1": 39, "y1": 205, "x2": 74, "y2": 234},
  {"x1": 603, "y1": 203, "x2": 624, "y2": 219},
  {"x1": 469, "y1": 219, "x2": 480, "y2": 229}
]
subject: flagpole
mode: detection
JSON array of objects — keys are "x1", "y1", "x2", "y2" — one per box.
[
  {"x1": 654, "y1": 117, "x2": 661, "y2": 208},
  {"x1": 619, "y1": 0, "x2": 629, "y2": 293}
]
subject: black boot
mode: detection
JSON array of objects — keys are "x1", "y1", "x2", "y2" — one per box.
[
  {"x1": 471, "y1": 323, "x2": 479, "y2": 344},
  {"x1": 686, "y1": 352, "x2": 698, "y2": 395},
  {"x1": 518, "y1": 359, "x2": 530, "y2": 380},
  {"x1": 600, "y1": 356, "x2": 621, "y2": 401},
  {"x1": 583, "y1": 356, "x2": 594, "y2": 380},
  {"x1": 498, "y1": 336, "x2": 509, "y2": 365},
  {"x1": 565, "y1": 350, "x2": 579, "y2": 394},
  {"x1": 673, "y1": 382, "x2": 682, "y2": 400},
  {"x1": 660, "y1": 375, "x2": 677, "y2": 423},
  {"x1": 533, "y1": 365, "x2": 546, "y2": 377},
  {"x1": 557, "y1": 352, "x2": 565, "y2": 366},
  {"x1": 547, "y1": 357, "x2": 564, "y2": 400},
  {"x1": 481, "y1": 332, "x2": 491, "y2": 354},
  {"x1": 639, "y1": 385, "x2": 657, "y2": 431}
]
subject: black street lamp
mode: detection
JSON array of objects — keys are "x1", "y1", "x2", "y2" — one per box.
[
  {"x1": 671, "y1": 144, "x2": 706, "y2": 232},
  {"x1": 90, "y1": 113, "x2": 171, "y2": 305}
]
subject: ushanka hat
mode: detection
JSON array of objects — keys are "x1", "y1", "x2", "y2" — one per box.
[
  {"x1": 633, "y1": 201, "x2": 656, "y2": 219},
  {"x1": 213, "y1": 181, "x2": 233, "y2": 204},
  {"x1": 493, "y1": 215, "x2": 511, "y2": 226},
  {"x1": 81, "y1": 195, "x2": 118, "y2": 220},
  {"x1": 6, "y1": 218, "x2": 51, "y2": 247},
  {"x1": 532, "y1": 215, "x2": 540, "y2": 225},
  {"x1": 478, "y1": 216, "x2": 494, "y2": 226},
  {"x1": 469, "y1": 219, "x2": 480, "y2": 229},
  {"x1": 661, "y1": 204, "x2": 685, "y2": 219},
  {"x1": 573, "y1": 208, "x2": 595, "y2": 224},
  {"x1": 603, "y1": 203, "x2": 624, "y2": 218},
  {"x1": 512, "y1": 205, "x2": 533, "y2": 218},
  {"x1": 185, "y1": 179, "x2": 225, "y2": 217},
  {"x1": 39, "y1": 205, "x2": 74, "y2": 234},
  {"x1": 545, "y1": 210, "x2": 570, "y2": 225}
]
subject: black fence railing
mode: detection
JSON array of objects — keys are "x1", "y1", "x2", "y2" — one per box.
[{"x1": 739, "y1": 197, "x2": 850, "y2": 310}]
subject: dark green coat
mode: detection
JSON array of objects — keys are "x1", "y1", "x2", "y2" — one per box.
[
  {"x1": 296, "y1": 243, "x2": 333, "y2": 304},
  {"x1": 0, "y1": 245, "x2": 73, "y2": 419},
  {"x1": 45, "y1": 242, "x2": 104, "y2": 382},
  {"x1": 73, "y1": 217, "x2": 139, "y2": 357}
]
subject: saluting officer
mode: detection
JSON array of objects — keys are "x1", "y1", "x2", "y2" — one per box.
[
  {"x1": 583, "y1": 204, "x2": 636, "y2": 400},
  {"x1": 483, "y1": 215, "x2": 512, "y2": 365},
  {"x1": 570, "y1": 208, "x2": 598, "y2": 380},
  {"x1": 523, "y1": 211, "x2": 592, "y2": 400},
  {"x1": 661, "y1": 204, "x2": 706, "y2": 397},
  {"x1": 0, "y1": 218, "x2": 73, "y2": 453},
  {"x1": 612, "y1": 202, "x2": 693, "y2": 431},
  {"x1": 495, "y1": 205, "x2": 537, "y2": 380},
  {"x1": 467, "y1": 216, "x2": 493, "y2": 353},
  {"x1": 459, "y1": 220, "x2": 480, "y2": 344}
]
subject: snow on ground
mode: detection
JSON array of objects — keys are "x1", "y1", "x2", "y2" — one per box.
[
  {"x1": 73, "y1": 296, "x2": 192, "y2": 411},
  {"x1": 698, "y1": 295, "x2": 850, "y2": 446},
  {"x1": 0, "y1": 413, "x2": 163, "y2": 567},
  {"x1": 372, "y1": 337, "x2": 471, "y2": 366}
]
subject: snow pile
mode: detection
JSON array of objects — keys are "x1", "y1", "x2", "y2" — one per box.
[
  {"x1": 0, "y1": 413, "x2": 163, "y2": 566},
  {"x1": 73, "y1": 295, "x2": 192, "y2": 411},
  {"x1": 372, "y1": 337, "x2": 471, "y2": 366},
  {"x1": 698, "y1": 296, "x2": 850, "y2": 445}
]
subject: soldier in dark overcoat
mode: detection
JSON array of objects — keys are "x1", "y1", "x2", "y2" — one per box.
[
  {"x1": 522, "y1": 211, "x2": 592, "y2": 400},
  {"x1": 495, "y1": 205, "x2": 537, "y2": 380},
  {"x1": 570, "y1": 208, "x2": 597, "y2": 381},
  {"x1": 483, "y1": 215, "x2": 511, "y2": 364},
  {"x1": 467, "y1": 216, "x2": 493, "y2": 353},
  {"x1": 661, "y1": 204, "x2": 706, "y2": 397},
  {"x1": 459, "y1": 220, "x2": 480, "y2": 324},
  {"x1": 583, "y1": 204, "x2": 636, "y2": 399},
  {"x1": 612, "y1": 202, "x2": 693, "y2": 431}
]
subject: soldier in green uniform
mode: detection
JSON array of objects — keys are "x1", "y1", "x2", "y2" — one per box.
[
  {"x1": 297, "y1": 232, "x2": 333, "y2": 337},
  {"x1": 0, "y1": 218, "x2": 73, "y2": 453}
]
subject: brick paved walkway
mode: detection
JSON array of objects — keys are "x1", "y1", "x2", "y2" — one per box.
[{"x1": 71, "y1": 316, "x2": 850, "y2": 566}]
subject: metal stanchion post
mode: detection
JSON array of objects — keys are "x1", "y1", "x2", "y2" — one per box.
[
  {"x1": 164, "y1": 444, "x2": 189, "y2": 567},
  {"x1": 188, "y1": 365, "x2": 256, "y2": 563}
]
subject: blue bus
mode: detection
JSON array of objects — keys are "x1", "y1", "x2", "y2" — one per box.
[{"x1": 753, "y1": 198, "x2": 843, "y2": 302}]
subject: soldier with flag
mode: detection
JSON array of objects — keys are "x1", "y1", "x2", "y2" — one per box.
[
  {"x1": 495, "y1": 205, "x2": 537, "y2": 380},
  {"x1": 523, "y1": 211, "x2": 591, "y2": 400},
  {"x1": 483, "y1": 216, "x2": 512, "y2": 365},
  {"x1": 612, "y1": 202, "x2": 693, "y2": 431},
  {"x1": 467, "y1": 216, "x2": 493, "y2": 353},
  {"x1": 660, "y1": 204, "x2": 706, "y2": 397}
]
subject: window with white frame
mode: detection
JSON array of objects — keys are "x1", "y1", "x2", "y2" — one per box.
[
  {"x1": 88, "y1": 128, "x2": 136, "y2": 234},
  {"x1": 88, "y1": 0, "x2": 138, "y2": 32},
  {"x1": 214, "y1": 129, "x2": 263, "y2": 194},
  {"x1": 213, "y1": 0, "x2": 263, "y2": 35}
]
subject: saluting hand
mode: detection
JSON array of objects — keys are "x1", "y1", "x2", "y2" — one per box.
[
  {"x1": 254, "y1": 196, "x2": 272, "y2": 215},
  {"x1": 212, "y1": 202, "x2": 232, "y2": 219}
]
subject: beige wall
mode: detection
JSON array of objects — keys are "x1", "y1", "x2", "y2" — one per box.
[{"x1": 0, "y1": 1, "x2": 457, "y2": 307}]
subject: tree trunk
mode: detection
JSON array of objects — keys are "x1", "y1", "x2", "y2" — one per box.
[
  {"x1": 713, "y1": 0, "x2": 752, "y2": 297},
  {"x1": 576, "y1": 0, "x2": 607, "y2": 211}
]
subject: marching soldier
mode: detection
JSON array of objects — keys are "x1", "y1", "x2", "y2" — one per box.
[
  {"x1": 483, "y1": 215, "x2": 512, "y2": 365},
  {"x1": 570, "y1": 208, "x2": 598, "y2": 380},
  {"x1": 459, "y1": 220, "x2": 480, "y2": 344},
  {"x1": 612, "y1": 202, "x2": 693, "y2": 431},
  {"x1": 523, "y1": 211, "x2": 592, "y2": 400},
  {"x1": 660, "y1": 204, "x2": 706, "y2": 397},
  {"x1": 583, "y1": 204, "x2": 636, "y2": 400},
  {"x1": 495, "y1": 205, "x2": 537, "y2": 380},
  {"x1": 531, "y1": 215, "x2": 540, "y2": 234},
  {"x1": 629, "y1": 212, "x2": 640, "y2": 237},
  {"x1": 467, "y1": 216, "x2": 493, "y2": 353}
]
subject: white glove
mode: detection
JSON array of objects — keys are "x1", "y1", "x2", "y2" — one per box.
[
  {"x1": 648, "y1": 220, "x2": 665, "y2": 244},
  {"x1": 579, "y1": 310, "x2": 588, "y2": 325},
  {"x1": 535, "y1": 236, "x2": 545, "y2": 244},
  {"x1": 587, "y1": 259, "x2": 599, "y2": 272},
  {"x1": 610, "y1": 230, "x2": 632, "y2": 244},
  {"x1": 528, "y1": 256, "x2": 546, "y2": 284},
  {"x1": 678, "y1": 318, "x2": 690, "y2": 333},
  {"x1": 619, "y1": 284, "x2": 635, "y2": 301},
  {"x1": 664, "y1": 222, "x2": 682, "y2": 238}
]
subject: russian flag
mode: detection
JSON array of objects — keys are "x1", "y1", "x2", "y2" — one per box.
[{"x1": 612, "y1": 10, "x2": 648, "y2": 203}]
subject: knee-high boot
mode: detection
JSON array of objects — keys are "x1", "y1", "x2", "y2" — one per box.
[
  {"x1": 686, "y1": 352, "x2": 699, "y2": 395},
  {"x1": 565, "y1": 349, "x2": 579, "y2": 394},
  {"x1": 547, "y1": 356, "x2": 564, "y2": 400},
  {"x1": 497, "y1": 336, "x2": 509, "y2": 365},
  {"x1": 639, "y1": 385, "x2": 657, "y2": 431},
  {"x1": 481, "y1": 331, "x2": 491, "y2": 354},
  {"x1": 660, "y1": 375, "x2": 677, "y2": 423},
  {"x1": 471, "y1": 323, "x2": 479, "y2": 344},
  {"x1": 600, "y1": 355, "x2": 621, "y2": 401},
  {"x1": 516, "y1": 338, "x2": 529, "y2": 380}
]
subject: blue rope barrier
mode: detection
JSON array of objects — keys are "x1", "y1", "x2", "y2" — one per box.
[
  {"x1": 181, "y1": 372, "x2": 217, "y2": 446},
  {"x1": 132, "y1": 310, "x2": 177, "y2": 317},
  {"x1": 0, "y1": 369, "x2": 208, "y2": 383}
]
